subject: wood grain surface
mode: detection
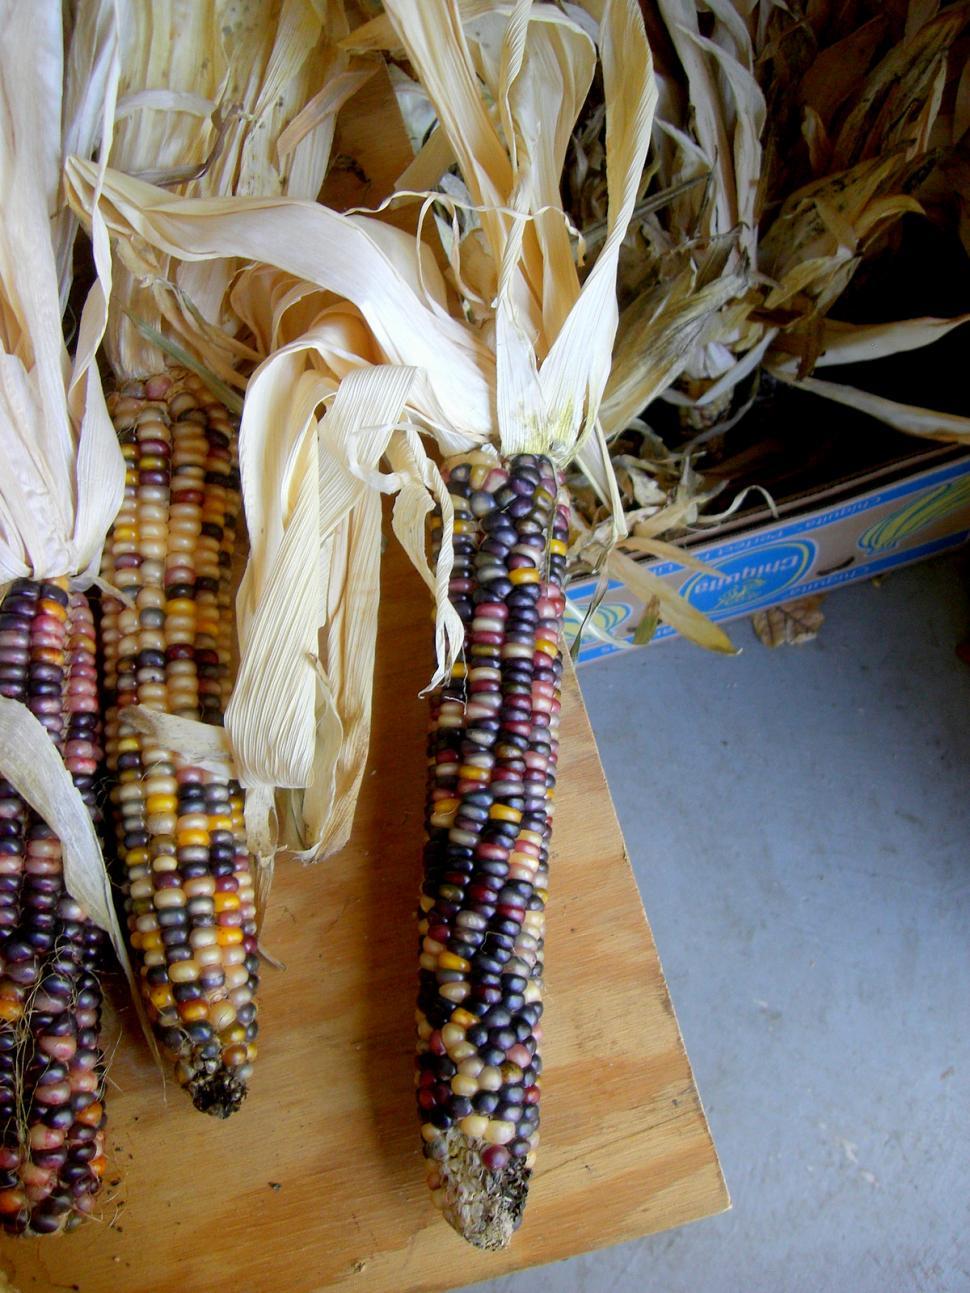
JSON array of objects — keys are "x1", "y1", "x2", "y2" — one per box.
[{"x1": 2, "y1": 546, "x2": 728, "y2": 1293}]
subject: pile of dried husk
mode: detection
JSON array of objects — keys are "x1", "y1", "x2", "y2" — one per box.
[{"x1": 563, "y1": 0, "x2": 970, "y2": 618}]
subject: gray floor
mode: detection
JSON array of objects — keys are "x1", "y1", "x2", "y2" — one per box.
[{"x1": 459, "y1": 552, "x2": 970, "y2": 1293}]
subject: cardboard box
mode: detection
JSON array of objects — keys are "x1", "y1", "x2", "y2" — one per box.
[{"x1": 565, "y1": 447, "x2": 970, "y2": 664}]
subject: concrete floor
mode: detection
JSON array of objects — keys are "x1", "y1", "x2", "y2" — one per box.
[{"x1": 458, "y1": 551, "x2": 970, "y2": 1293}]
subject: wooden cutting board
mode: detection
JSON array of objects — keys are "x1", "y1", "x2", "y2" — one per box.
[{"x1": 3, "y1": 547, "x2": 728, "y2": 1293}]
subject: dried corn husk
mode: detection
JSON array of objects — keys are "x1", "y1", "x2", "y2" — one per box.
[
  {"x1": 93, "y1": 0, "x2": 365, "y2": 384},
  {"x1": 67, "y1": 0, "x2": 659, "y2": 864},
  {"x1": 566, "y1": 0, "x2": 970, "y2": 546},
  {"x1": 68, "y1": 0, "x2": 386, "y2": 880},
  {"x1": 0, "y1": 0, "x2": 131, "y2": 967}
]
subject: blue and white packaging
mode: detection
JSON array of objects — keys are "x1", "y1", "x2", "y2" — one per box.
[{"x1": 565, "y1": 454, "x2": 970, "y2": 664}]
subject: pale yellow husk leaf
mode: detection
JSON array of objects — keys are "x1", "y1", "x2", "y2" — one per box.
[
  {"x1": 68, "y1": 0, "x2": 659, "y2": 863},
  {"x1": 95, "y1": 0, "x2": 359, "y2": 380},
  {"x1": 607, "y1": 548, "x2": 737, "y2": 653},
  {"x1": 0, "y1": 0, "x2": 137, "y2": 981}
]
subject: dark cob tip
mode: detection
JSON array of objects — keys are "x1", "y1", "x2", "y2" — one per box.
[
  {"x1": 188, "y1": 1068, "x2": 248, "y2": 1119},
  {"x1": 436, "y1": 1127, "x2": 530, "y2": 1250}
]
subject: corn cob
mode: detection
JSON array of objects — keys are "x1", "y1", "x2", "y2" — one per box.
[
  {"x1": 0, "y1": 580, "x2": 108, "y2": 1236},
  {"x1": 417, "y1": 452, "x2": 568, "y2": 1249},
  {"x1": 100, "y1": 368, "x2": 258, "y2": 1118}
]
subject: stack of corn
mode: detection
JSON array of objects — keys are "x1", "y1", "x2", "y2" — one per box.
[{"x1": 66, "y1": 0, "x2": 657, "y2": 1245}]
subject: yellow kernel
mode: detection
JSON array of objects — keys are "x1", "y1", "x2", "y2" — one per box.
[
  {"x1": 141, "y1": 931, "x2": 163, "y2": 952},
  {"x1": 213, "y1": 892, "x2": 240, "y2": 912},
  {"x1": 149, "y1": 985, "x2": 173, "y2": 1011},
  {"x1": 457, "y1": 765, "x2": 489, "y2": 783},
  {"x1": 490, "y1": 804, "x2": 522, "y2": 823},
  {"x1": 438, "y1": 951, "x2": 470, "y2": 973},
  {"x1": 178, "y1": 829, "x2": 209, "y2": 848},
  {"x1": 450, "y1": 1008, "x2": 478, "y2": 1029},
  {"x1": 549, "y1": 538, "x2": 567, "y2": 556},
  {"x1": 449, "y1": 1041, "x2": 476, "y2": 1061},
  {"x1": 145, "y1": 794, "x2": 176, "y2": 816},
  {"x1": 177, "y1": 1000, "x2": 208, "y2": 1023},
  {"x1": 451, "y1": 1075, "x2": 478, "y2": 1098},
  {"x1": 509, "y1": 567, "x2": 540, "y2": 585},
  {"x1": 422, "y1": 938, "x2": 444, "y2": 956},
  {"x1": 168, "y1": 960, "x2": 199, "y2": 984},
  {"x1": 459, "y1": 1115, "x2": 489, "y2": 1140},
  {"x1": 165, "y1": 598, "x2": 195, "y2": 615},
  {"x1": 421, "y1": 1123, "x2": 439, "y2": 1144},
  {"x1": 216, "y1": 927, "x2": 243, "y2": 947}
]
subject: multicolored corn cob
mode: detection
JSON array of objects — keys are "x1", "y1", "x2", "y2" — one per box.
[
  {"x1": 0, "y1": 580, "x2": 108, "y2": 1236},
  {"x1": 417, "y1": 452, "x2": 568, "y2": 1249},
  {"x1": 100, "y1": 369, "x2": 259, "y2": 1118}
]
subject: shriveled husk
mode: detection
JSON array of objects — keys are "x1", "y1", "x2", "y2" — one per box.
[
  {"x1": 67, "y1": 0, "x2": 660, "y2": 866},
  {"x1": 67, "y1": 0, "x2": 385, "y2": 900},
  {"x1": 0, "y1": 0, "x2": 131, "y2": 971},
  {"x1": 93, "y1": 0, "x2": 366, "y2": 384},
  {"x1": 565, "y1": 0, "x2": 970, "y2": 550}
]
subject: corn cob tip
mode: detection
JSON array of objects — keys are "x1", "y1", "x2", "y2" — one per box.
[
  {"x1": 434, "y1": 1127, "x2": 529, "y2": 1250},
  {"x1": 188, "y1": 1069, "x2": 247, "y2": 1120}
]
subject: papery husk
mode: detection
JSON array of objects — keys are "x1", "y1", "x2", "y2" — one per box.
[
  {"x1": 567, "y1": 0, "x2": 970, "y2": 581},
  {"x1": 67, "y1": 0, "x2": 660, "y2": 864},
  {"x1": 0, "y1": 0, "x2": 137, "y2": 994},
  {"x1": 98, "y1": 0, "x2": 362, "y2": 381},
  {"x1": 68, "y1": 0, "x2": 401, "y2": 881}
]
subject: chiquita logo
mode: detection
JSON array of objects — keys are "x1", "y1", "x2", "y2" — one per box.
[
  {"x1": 679, "y1": 540, "x2": 817, "y2": 614},
  {"x1": 857, "y1": 476, "x2": 970, "y2": 554}
]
